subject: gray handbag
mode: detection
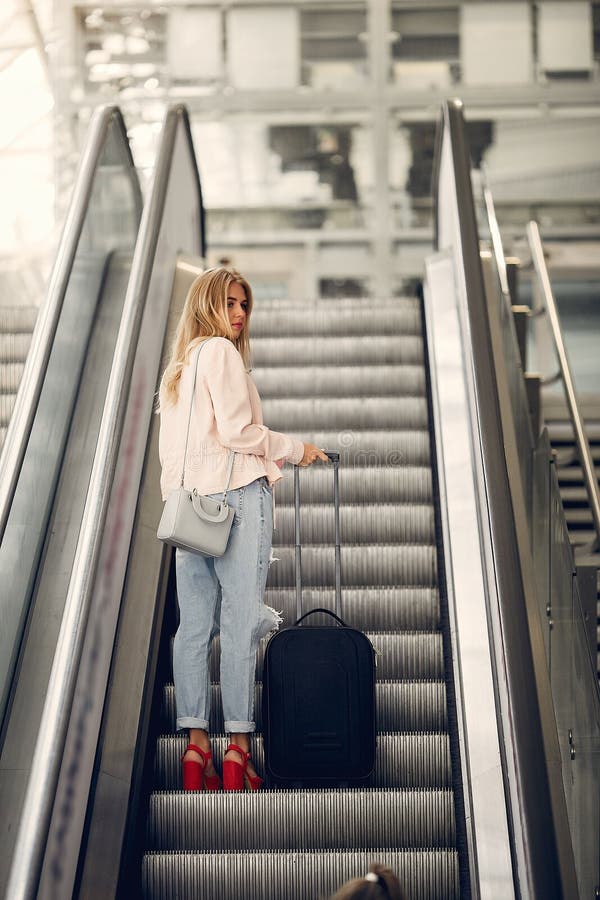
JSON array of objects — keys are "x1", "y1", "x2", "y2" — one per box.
[{"x1": 157, "y1": 340, "x2": 236, "y2": 556}]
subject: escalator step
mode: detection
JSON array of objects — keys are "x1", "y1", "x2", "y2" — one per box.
[
  {"x1": 146, "y1": 787, "x2": 456, "y2": 851},
  {"x1": 261, "y1": 397, "x2": 428, "y2": 430},
  {"x1": 269, "y1": 502, "x2": 435, "y2": 544},
  {"x1": 142, "y1": 848, "x2": 459, "y2": 900},
  {"x1": 269, "y1": 429, "x2": 431, "y2": 466},
  {"x1": 160, "y1": 679, "x2": 447, "y2": 735},
  {"x1": 201, "y1": 631, "x2": 443, "y2": 683},
  {"x1": 249, "y1": 304, "x2": 422, "y2": 336},
  {"x1": 168, "y1": 587, "x2": 440, "y2": 644},
  {"x1": 154, "y1": 732, "x2": 452, "y2": 791},
  {"x1": 0, "y1": 362, "x2": 25, "y2": 392},
  {"x1": 262, "y1": 586, "x2": 441, "y2": 630},
  {"x1": 0, "y1": 332, "x2": 33, "y2": 362},
  {"x1": 263, "y1": 544, "x2": 437, "y2": 588},
  {"x1": 250, "y1": 335, "x2": 423, "y2": 366},
  {"x1": 253, "y1": 365, "x2": 426, "y2": 397},
  {"x1": 271, "y1": 466, "x2": 433, "y2": 503}
]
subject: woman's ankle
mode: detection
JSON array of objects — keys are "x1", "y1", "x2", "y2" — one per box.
[{"x1": 189, "y1": 728, "x2": 211, "y2": 752}]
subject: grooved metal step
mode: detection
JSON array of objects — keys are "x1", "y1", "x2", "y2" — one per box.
[
  {"x1": 0, "y1": 394, "x2": 16, "y2": 426},
  {"x1": 0, "y1": 362, "x2": 25, "y2": 391},
  {"x1": 253, "y1": 365, "x2": 426, "y2": 397},
  {"x1": 154, "y1": 732, "x2": 452, "y2": 791},
  {"x1": 270, "y1": 429, "x2": 431, "y2": 466},
  {"x1": 262, "y1": 544, "x2": 437, "y2": 588},
  {"x1": 272, "y1": 466, "x2": 433, "y2": 504},
  {"x1": 262, "y1": 396, "x2": 429, "y2": 430},
  {"x1": 0, "y1": 332, "x2": 33, "y2": 361},
  {"x1": 199, "y1": 630, "x2": 443, "y2": 683},
  {"x1": 166, "y1": 626, "x2": 444, "y2": 683},
  {"x1": 270, "y1": 502, "x2": 435, "y2": 544},
  {"x1": 160, "y1": 679, "x2": 448, "y2": 735},
  {"x1": 146, "y1": 788, "x2": 456, "y2": 851},
  {"x1": 0, "y1": 305, "x2": 39, "y2": 332},
  {"x1": 142, "y1": 849, "x2": 460, "y2": 900},
  {"x1": 261, "y1": 586, "x2": 441, "y2": 630},
  {"x1": 249, "y1": 335, "x2": 423, "y2": 366},
  {"x1": 248, "y1": 305, "x2": 422, "y2": 336}
]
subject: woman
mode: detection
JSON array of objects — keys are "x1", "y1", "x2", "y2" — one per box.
[{"x1": 158, "y1": 266, "x2": 328, "y2": 791}]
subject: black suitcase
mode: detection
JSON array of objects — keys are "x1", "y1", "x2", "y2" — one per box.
[{"x1": 262, "y1": 451, "x2": 377, "y2": 784}]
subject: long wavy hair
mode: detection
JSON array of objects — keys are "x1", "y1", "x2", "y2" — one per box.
[{"x1": 159, "y1": 266, "x2": 253, "y2": 409}]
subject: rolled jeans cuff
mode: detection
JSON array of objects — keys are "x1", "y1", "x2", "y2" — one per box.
[
  {"x1": 225, "y1": 720, "x2": 256, "y2": 734},
  {"x1": 177, "y1": 716, "x2": 210, "y2": 732}
]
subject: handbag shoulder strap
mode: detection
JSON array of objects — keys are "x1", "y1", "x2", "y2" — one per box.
[{"x1": 179, "y1": 338, "x2": 235, "y2": 496}]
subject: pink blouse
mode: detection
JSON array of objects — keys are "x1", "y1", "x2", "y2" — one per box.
[{"x1": 159, "y1": 337, "x2": 304, "y2": 506}]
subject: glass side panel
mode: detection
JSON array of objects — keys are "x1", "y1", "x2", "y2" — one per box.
[{"x1": 0, "y1": 115, "x2": 140, "y2": 729}]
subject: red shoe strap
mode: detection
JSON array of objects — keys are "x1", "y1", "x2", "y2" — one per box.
[
  {"x1": 184, "y1": 743, "x2": 211, "y2": 765},
  {"x1": 226, "y1": 743, "x2": 251, "y2": 765}
]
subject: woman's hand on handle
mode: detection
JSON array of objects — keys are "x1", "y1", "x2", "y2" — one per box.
[{"x1": 298, "y1": 443, "x2": 330, "y2": 467}]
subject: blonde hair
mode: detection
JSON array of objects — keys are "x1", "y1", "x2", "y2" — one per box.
[
  {"x1": 159, "y1": 266, "x2": 253, "y2": 408},
  {"x1": 330, "y1": 863, "x2": 407, "y2": 900}
]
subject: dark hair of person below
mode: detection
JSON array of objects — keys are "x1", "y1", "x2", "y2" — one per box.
[{"x1": 328, "y1": 863, "x2": 408, "y2": 900}]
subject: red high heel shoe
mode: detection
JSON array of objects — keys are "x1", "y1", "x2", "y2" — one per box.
[
  {"x1": 181, "y1": 743, "x2": 222, "y2": 791},
  {"x1": 222, "y1": 743, "x2": 263, "y2": 792}
]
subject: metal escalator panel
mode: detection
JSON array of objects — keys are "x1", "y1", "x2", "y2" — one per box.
[
  {"x1": 0, "y1": 252, "x2": 134, "y2": 888},
  {"x1": 142, "y1": 296, "x2": 464, "y2": 900},
  {"x1": 0, "y1": 105, "x2": 141, "y2": 754}
]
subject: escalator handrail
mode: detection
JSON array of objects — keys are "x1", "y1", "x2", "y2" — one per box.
[
  {"x1": 6, "y1": 103, "x2": 204, "y2": 900},
  {"x1": 480, "y1": 165, "x2": 511, "y2": 298},
  {"x1": 527, "y1": 219, "x2": 600, "y2": 553},
  {"x1": 0, "y1": 105, "x2": 142, "y2": 545},
  {"x1": 432, "y1": 99, "x2": 578, "y2": 897}
]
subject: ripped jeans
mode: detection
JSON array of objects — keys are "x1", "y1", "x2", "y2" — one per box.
[{"x1": 173, "y1": 476, "x2": 280, "y2": 733}]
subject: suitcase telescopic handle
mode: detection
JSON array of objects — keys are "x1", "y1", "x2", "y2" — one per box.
[
  {"x1": 295, "y1": 608, "x2": 347, "y2": 628},
  {"x1": 294, "y1": 450, "x2": 341, "y2": 621}
]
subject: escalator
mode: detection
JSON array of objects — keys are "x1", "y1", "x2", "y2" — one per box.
[
  {"x1": 0, "y1": 109, "x2": 142, "y2": 894},
  {"x1": 2, "y1": 99, "x2": 594, "y2": 900},
  {"x1": 140, "y1": 296, "x2": 464, "y2": 898}
]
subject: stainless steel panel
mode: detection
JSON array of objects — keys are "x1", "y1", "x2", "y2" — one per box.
[
  {"x1": 532, "y1": 433, "x2": 552, "y2": 662},
  {"x1": 569, "y1": 582, "x2": 600, "y2": 899},
  {"x1": 425, "y1": 237, "x2": 515, "y2": 899},
  {"x1": 0, "y1": 256, "x2": 133, "y2": 891}
]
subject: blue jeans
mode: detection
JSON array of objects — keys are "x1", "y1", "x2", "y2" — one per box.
[{"x1": 173, "y1": 476, "x2": 280, "y2": 733}]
